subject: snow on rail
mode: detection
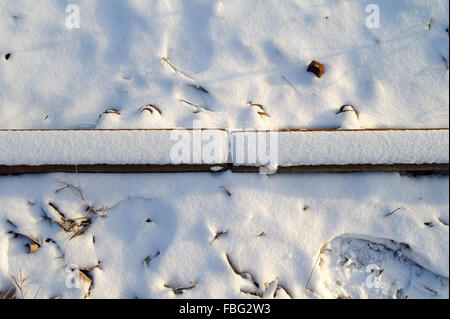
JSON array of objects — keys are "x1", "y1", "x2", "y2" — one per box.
[
  {"x1": 231, "y1": 129, "x2": 449, "y2": 172},
  {"x1": 0, "y1": 129, "x2": 448, "y2": 174},
  {"x1": 0, "y1": 129, "x2": 228, "y2": 168}
]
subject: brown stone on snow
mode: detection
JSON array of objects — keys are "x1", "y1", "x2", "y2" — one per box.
[{"x1": 307, "y1": 60, "x2": 324, "y2": 78}]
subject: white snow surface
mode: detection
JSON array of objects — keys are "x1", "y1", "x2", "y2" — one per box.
[
  {"x1": 0, "y1": 129, "x2": 228, "y2": 165},
  {"x1": 232, "y1": 129, "x2": 449, "y2": 167},
  {"x1": 0, "y1": 172, "x2": 448, "y2": 299},
  {"x1": 0, "y1": 0, "x2": 448, "y2": 130},
  {"x1": 1, "y1": 129, "x2": 447, "y2": 166},
  {"x1": 0, "y1": 0, "x2": 448, "y2": 300}
]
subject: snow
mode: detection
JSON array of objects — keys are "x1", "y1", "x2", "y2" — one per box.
[
  {"x1": 0, "y1": 0, "x2": 448, "y2": 300},
  {"x1": 0, "y1": 172, "x2": 447, "y2": 298},
  {"x1": 0, "y1": 0, "x2": 448, "y2": 130},
  {"x1": 315, "y1": 235, "x2": 449, "y2": 298},
  {"x1": 0, "y1": 129, "x2": 228, "y2": 165},
  {"x1": 232, "y1": 129, "x2": 449, "y2": 167},
  {"x1": 1, "y1": 129, "x2": 447, "y2": 167}
]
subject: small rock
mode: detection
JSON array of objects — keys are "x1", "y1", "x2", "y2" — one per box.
[
  {"x1": 5, "y1": 53, "x2": 11, "y2": 60},
  {"x1": 307, "y1": 60, "x2": 325, "y2": 78}
]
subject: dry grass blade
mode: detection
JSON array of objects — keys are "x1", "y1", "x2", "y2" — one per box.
[
  {"x1": 305, "y1": 241, "x2": 329, "y2": 289},
  {"x1": 2, "y1": 286, "x2": 16, "y2": 299},
  {"x1": 281, "y1": 75, "x2": 302, "y2": 100},
  {"x1": 162, "y1": 57, "x2": 196, "y2": 83},
  {"x1": 210, "y1": 231, "x2": 228, "y2": 245},
  {"x1": 257, "y1": 112, "x2": 270, "y2": 118},
  {"x1": 225, "y1": 253, "x2": 259, "y2": 289},
  {"x1": 47, "y1": 202, "x2": 92, "y2": 237},
  {"x1": 48, "y1": 202, "x2": 66, "y2": 218},
  {"x1": 79, "y1": 271, "x2": 93, "y2": 299},
  {"x1": 443, "y1": 56, "x2": 449, "y2": 71},
  {"x1": 179, "y1": 98, "x2": 212, "y2": 113},
  {"x1": 248, "y1": 102, "x2": 271, "y2": 118},
  {"x1": 54, "y1": 180, "x2": 85, "y2": 200},
  {"x1": 10, "y1": 270, "x2": 29, "y2": 299},
  {"x1": 69, "y1": 225, "x2": 89, "y2": 241},
  {"x1": 10, "y1": 232, "x2": 41, "y2": 254},
  {"x1": 164, "y1": 282, "x2": 197, "y2": 295},
  {"x1": 248, "y1": 102, "x2": 265, "y2": 110},
  {"x1": 426, "y1": 17, "x2": 435, "y2": 30},
  {"x1": 139, "y1": 104, "x2": 162, "y2": 115},
  {"x1": 336, "y1": 105, "x2": 359, "y2": 118},
  {"x1": 219, "y1": 185, "x2": 232, "y2": 196},
  {"x1": 6, "y1": 219, "x2": 17, "y2": 228},
  {"x1": 77, "y1": 263, "x2": 101, "y2": 299},
  {"x1": 99, "y1": 109, "x2": 121, "y2": 119},
  {"x1": 385, "y1": 207, "x2": 403, "y2": 217},
  {"x1": 187, "y1": 84, "x2": 209, "y2": 94},
  {"x1": 424, "y1": 286, "x2": 438, "y2": 295},
  {"x1": 143, "y1": 251, "x2": 161, "y2": 267},
  {"x1": 180, "y1": 98, "x2": 200, "y2": 109}
]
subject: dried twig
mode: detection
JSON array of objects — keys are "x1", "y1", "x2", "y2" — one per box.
[
  {"x1": 187, "y1": 84, "x2": 209, "y2": 94},
  {"x1": 164, "y1": 282, "x2": 197, "y2": 295},
  {"x1": 162, "y1": 57, "x2": 199, "y2": 84},
  {"x1": 55, "y1": 181, "x2": 85, "y2": 201},
  {"x1": 443, "y1": 56, "x2": 449, "y2": 71},
  {"x1": 99, "y1": 109, "x2": 120, "y2": 119},
  {"x1": 426, "y1": 17, "x2": 435, "y2": 30},
  {"x1": 9, "y1": 232, "x2": 41, "y2": 254},
  {"x1": 179, "y1": 98, "x2": 212, "y2": 113},
  {"x1": 219, "y1": 185, "x2": 232, "y2": 196},
  {"x1": 76, "y1": 263, "x2": 101, "y2": 299},
  {"x1": 139, "y1": 104, "x2": 162, "y2": 115},
  {"x1": 10, "y1": 270, "x2": 29, "y2": 299},
  {"x1": 305, "y1": 241, "x2": 329, "y2": 289},
  {"x1": 385, "y1": 207, "x2": 403, "y2": 217},
  {"x1": 225, "y1": 253, "x2": 259, "y2": 289},
  {"x1": 2, "y1": 285, "x2": 15, "y2": 299},
  {"x1": 336, "y1": 105, "x2": 359, "y2": 118},
  {"x1": 281, "y1": 75, "x2": 302, "y2": 100},
  {"x1": 210, "y1": 231, "x2": 228, "y2": 245},
  {"x1": 143, "y1": 251, "x2": 160, "y2": 267},
  {"x1": 248, "y1": 102, "x2": 265, "y2": 110},
  {"x1": 248, "y1": 102, "x2": 270, "y2": 119},
  {"x1": 47, "y1": 202, "x2": 92, "y2": 238}
]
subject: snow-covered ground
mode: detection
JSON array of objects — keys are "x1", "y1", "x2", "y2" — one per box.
[
  {"x1": 0, "y1": 172, "x2": 448, "y2": 299},
  {"x1": 0, "y1": 0, "x2": 448, "y2": 129},
  {"x1": 0, "y1": 0, "x2": 448, "y2": 299}
]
